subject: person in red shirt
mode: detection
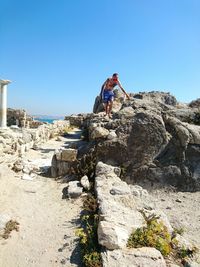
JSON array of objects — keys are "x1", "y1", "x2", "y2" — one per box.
[{"x1": 100, "y1": 73, "x2": 130, "y2": 118}]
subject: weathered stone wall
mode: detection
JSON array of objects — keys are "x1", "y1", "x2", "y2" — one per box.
[
  {"x1": 7, "y1": 108, "x2": 41, "y2": 128},
  {"x1": 0, "y1": 120, "x2": 70, "y2": 161},
  {"x1": 64, "y1": 114, "x2": 88, "y2": 128}
]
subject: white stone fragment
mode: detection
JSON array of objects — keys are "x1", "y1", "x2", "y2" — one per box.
[
  {"x1": 98, "y1": 221, "x2": 129, "y2": 249},
  {"x1": 80, "y1": 175, "x2": 90, "y2": 190},
  {"x1": 68, "y1": 181, "x2": 83, "y2": 198}
]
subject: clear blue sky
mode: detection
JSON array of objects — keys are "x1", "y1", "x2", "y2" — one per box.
[{"x1": 1, "y1": 0, "x2": 200, "y2": 116}]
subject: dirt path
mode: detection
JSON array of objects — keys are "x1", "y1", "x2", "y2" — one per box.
[{"x1": 0, "y1": 130, "x2": 83, "y2": 267}]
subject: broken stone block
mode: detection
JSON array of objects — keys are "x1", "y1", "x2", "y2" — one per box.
[
  {"x1": 68, "y1": 181, "x2": 83, "y2": 198},
  {"x1": 98, "y1": 221, "x2": 129, "y2": 250},
  {"x1": 61, "y1": 149, "x2": 77, "y2": 162}
]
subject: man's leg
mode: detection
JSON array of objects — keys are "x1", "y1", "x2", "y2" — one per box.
[
  {"x1": 105, "y1": 102, "x2": 109, "y2": 116},
  {"x1": 108, "y1": 101, "x2": 113, "y2": 117}
]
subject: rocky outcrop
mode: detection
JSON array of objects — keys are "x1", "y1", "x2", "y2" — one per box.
[
  {"x1": 189, "y1": 98, "x2": 200, "y2": 108},
  {"x1": 66, "y1": 92, "x2": 200, "y2": 191},
  {"x1": 94, "y1": 162, "x2": 199, "y2": 267},
  {"x1": 57, "y1": 92, "x2": 200, "y2": 192}
]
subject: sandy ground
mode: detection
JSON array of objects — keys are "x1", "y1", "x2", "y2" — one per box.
[
  {"x1": 150, "y1": 188, "x2": 200, "y2": 252},
  {"x1": 0, "y1": 131, "x2": 83, "y2": 267}
]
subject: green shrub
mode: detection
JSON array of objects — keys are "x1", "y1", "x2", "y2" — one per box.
[
  {"x1": 74, "y1": 149, "x2": 97, "y2": 179},
  {"x1": 127, "y1": 218, "x2": 172, "y2": 256},
  {"x1": 76, "y1": 194, "x2": 102, "y2": 267},
  {"x1": 127, "y1": 215, "x2": 198, "y2": 261},
  {"x1": 84, "y1": 251, "x2": 102, "y2": 267},
  {"x1": 177, "y1": 247, "x2": 198, "y2": 262},
  {"x1": 83, "y1": 194, "x2": 98, "y2": 213}
]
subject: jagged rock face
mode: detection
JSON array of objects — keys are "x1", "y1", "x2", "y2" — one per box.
[
  {"x1": 96, "y1": 111, "x2": 168, "y2": 170},
  {"x1": 93, "y1": 95, "x2": 104, "y2": 113},
  {"x1": 153, "y1": 116, "x2": 200, "y2": 190},
  {"x1": 166, "y1": 108, "x2": 196, "y2": 123},
  {"x1": 67, "y1": 92, "x2": 200, "y2": 191},
  {"x1": 93, "y1": 90, "x2": 178, "y2": 115},
  {"x1": 126, "y1": 112, "x2": 168, "y2": 168},
  {"x1": 189, "y1": 98, "x2": 200, "y2": 108}
]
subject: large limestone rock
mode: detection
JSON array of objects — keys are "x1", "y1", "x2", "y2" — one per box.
[
  {"x1": 98, "y1": 221, "x2": 129, "y2": 249},
  {"x1": 90, "y1": 126, "x2": 109, "y2": 140},
  {"x1": 95, "y1": 162, "x2": 146, "y2": 250},
  {"x1": 84, "y1": 92, "x2": 200, "y2": 190},
  {"x1": 61, "y1": 92, "x2": 200, "y2": 190},
  {"x1": 96, "y1": 111, "x2": 168, "y2": 169}
]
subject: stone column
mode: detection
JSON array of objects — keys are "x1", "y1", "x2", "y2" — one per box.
[{"x1": 0, "y1": 79, "x2": 11, "y2": 128}]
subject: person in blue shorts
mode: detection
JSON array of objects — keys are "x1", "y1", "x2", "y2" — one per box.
[{"x1": 100, "y1": 73, "x2": 130, "y2": 118}]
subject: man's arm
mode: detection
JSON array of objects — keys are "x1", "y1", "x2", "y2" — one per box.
[{"x1": 117, "y1": 80, "x2": 130, "y2": 99}]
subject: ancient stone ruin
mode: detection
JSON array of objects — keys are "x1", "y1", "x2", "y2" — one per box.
[
  {"x1": 51, "y1": 90, "x2": 200, "y2": 266},
  {"x1": 57, "y1": 90, "x2": 200, "y2": 192},
  {"x1": 1, "y1": 85, "x2": 200, "y2": 266},
  {"x1": 0, "y1": 79, "x2": 11, "y2": 128}
]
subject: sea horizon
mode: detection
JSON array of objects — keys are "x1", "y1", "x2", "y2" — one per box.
[{"x1": 33, "y1": 115, "x2": 65, "y2": 124}]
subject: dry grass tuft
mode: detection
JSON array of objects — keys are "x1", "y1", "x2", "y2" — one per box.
[{"x1": 1, "y1": 220, "x2": 20, "y2": 239}]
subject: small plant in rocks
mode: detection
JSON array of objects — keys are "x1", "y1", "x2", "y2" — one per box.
[
  {"x1": 83, "y1": 194, "x2": 98, "y2": 213},
  {"x1": 127, "y1": 216, "x2": 172, "y2": 256},
  {"x1": 76, "y1": 193, "x2": 102, "y2": 267},
  {"x1": 127, "y1": 214, "x2": 198, "y2": 262},
  {"x1": 173, "y1": 227, "x2": 185, "y2": 236},
  {"x1": 74, "y1": 149, "x2": 97, "y2": 179}
]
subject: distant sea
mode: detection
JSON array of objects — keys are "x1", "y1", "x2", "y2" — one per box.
[{"x1": 34, "y1": 116, "x2": 64, "y2": 124}]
